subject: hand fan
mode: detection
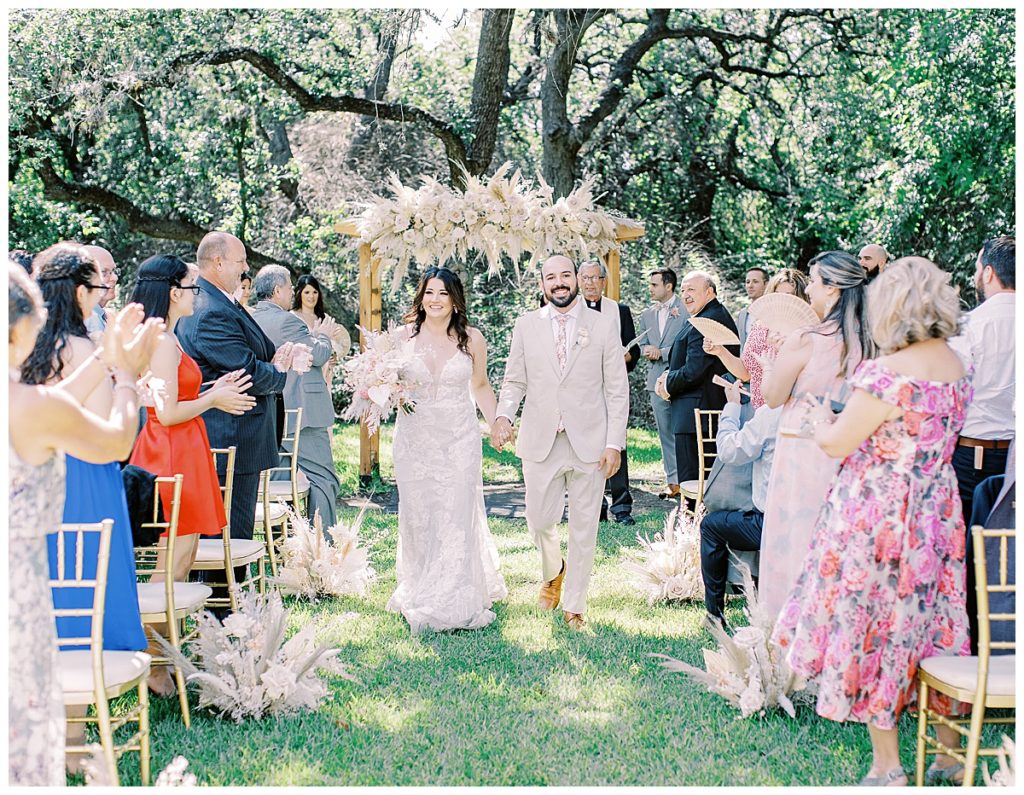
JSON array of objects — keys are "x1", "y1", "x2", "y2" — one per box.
[
  {"x1": 747, "y1": 293, "x2": 819, "y2": 335},
  {"x1": 332, "y1": 325, "x2": 352, "y2": 358},
  {"x1": 687, "y1": 316, "x2": 740, "y2": 346}
]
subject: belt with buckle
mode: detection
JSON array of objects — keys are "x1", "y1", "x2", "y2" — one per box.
[{"x1": 957, "y1": 436, "x2": 1012, "y2": 450}]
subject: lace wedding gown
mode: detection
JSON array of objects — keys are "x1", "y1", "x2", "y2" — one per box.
[{"x1": 387, "y1": 348, "x2": 507, "y2": 634}]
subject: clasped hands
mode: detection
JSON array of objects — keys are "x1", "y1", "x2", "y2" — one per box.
[
  {"x1": 654, "y1": 371, "x2": 671, "y2": 401},
  {"x1": 489, "y1": 417, "x2": 621, "y2": 478},
  {"x1": 272, "y1": 341, "x2": 314, "y2": 374}
]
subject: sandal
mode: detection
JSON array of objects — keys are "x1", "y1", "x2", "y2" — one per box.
[
  {"x1": 925, "y1": 761, "x2": 965, "y2": 785},
  {"x1": 858, "y1": 767, "x2": 907, "y2": 786}
]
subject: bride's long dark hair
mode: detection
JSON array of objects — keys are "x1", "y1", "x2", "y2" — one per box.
[{"x1": 402, "y1": 266, "x2": 471, "y2": 355}]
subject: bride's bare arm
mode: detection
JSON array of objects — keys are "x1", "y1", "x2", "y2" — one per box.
[{"x1": 468, "y1": 327, "x2": 498, "y2": 428}]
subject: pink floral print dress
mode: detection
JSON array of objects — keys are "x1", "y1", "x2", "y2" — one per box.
[{"x1": 772, "y1": 359, "x2": 974, "y2": 729}]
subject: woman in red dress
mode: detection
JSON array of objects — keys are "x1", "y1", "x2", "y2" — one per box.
[{"x1": 128, "y1": 254, "x2": 255, "y2": 691}]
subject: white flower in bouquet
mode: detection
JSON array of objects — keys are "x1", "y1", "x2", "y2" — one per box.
[
  {"x1": 271, "y1": 506, "x2": 378, "y2": 600},
  {"x1": 153, "y1": 589, "x2": 355, "y2": 723},
  {"x1": 651, "y1": 562, "x2": 813, "y2": 719},
  {"x1": 621, "y1": 506, "x2": 704, "y2": 605},
  {"x1": 340, "y1": 325, "x2": 424, "y2": 435},
  {"x1": 984, "y1": 736, "x2": 1016, "y2": 786}
]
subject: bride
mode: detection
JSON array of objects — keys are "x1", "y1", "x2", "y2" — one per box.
[{"x1": 386, "y1": 266, "x2": 508, "y2": 633}]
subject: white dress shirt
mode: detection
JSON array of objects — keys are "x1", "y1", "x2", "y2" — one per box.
[
  {"x1": 949, "y1": 291, "x2": 1015, "y2": 439},
  {"x1": 716, "y1": 402, "x2": 782, "y2": 513},
  {"x1": 549, "y1": 297, "x2": 584, "y2": 353}
]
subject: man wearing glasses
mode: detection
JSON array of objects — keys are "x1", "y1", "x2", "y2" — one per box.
[{"x1": 82, "y1": 244, "x2": 119, "y2": 338}]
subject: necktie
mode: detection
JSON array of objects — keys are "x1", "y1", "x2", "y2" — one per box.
[
  {"x1": 555, "y1": 314, "x2": 569, "y2": 373},
  {"x1": 555, "y1": 314, "x2": 568, "y2": 432}
]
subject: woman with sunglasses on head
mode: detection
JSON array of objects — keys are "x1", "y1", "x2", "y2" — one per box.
[{"x1": 127, "y1": 254, "x2": 256, "y2": 695}]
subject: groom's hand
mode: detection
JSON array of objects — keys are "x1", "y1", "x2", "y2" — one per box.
[
  {"x1": 599, "y1": 447, "x2": 621, "y2": 479},
  {"x1": 490, "y1": 416, "x2": 513, "y2": 450}
]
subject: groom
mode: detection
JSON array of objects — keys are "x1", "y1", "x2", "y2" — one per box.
[{"x1": 491, "y1": 255, "x2": 629, "y2": 630}]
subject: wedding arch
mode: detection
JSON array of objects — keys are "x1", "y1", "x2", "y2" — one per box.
[{"x1": 334, "y1": 163, "x2": 645, "y2": 481}]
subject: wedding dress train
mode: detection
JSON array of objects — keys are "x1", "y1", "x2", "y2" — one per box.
[{"x1": 387, "y1": 349, "x2": 507, "y2": 633}]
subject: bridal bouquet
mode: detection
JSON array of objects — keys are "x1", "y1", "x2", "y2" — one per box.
[{"x1": 340, "y1": 325, "x2": 423, "y2": 434}]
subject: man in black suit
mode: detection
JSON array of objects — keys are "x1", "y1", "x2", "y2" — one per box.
[
  {"x1": 177, "y1": 231, "x2": 290, "y2": 588},
  {"x1": 655, "y1": 270, "x2": 738, "y2": 489},
  {"x1": 579, "y1": 261, "x2": 641, "y2": 525}
]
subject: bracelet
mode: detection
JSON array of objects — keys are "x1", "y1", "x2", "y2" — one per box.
[{"x1": 113, "y1": 382, "x2": 138, "y2": 395}]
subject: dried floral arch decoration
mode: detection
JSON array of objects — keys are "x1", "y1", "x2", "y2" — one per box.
[{"x1": 334, "y1": 163, "x2": 645, "y2": 479}]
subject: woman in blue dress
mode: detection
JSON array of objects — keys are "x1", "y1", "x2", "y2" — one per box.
[{"x1": 20, "y1": 243, "x2": 154, "y2": 769}]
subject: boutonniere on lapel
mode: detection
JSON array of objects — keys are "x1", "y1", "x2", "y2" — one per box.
[
  {"x1": 575, "y1": 328, "x2": 590, "y2": 348},
  {"x1": 669, "y1": 306, "x2": 681, "y2": 319}
]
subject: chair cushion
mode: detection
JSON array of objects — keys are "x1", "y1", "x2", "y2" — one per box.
[
  {"x1": 195, "y1": 538, "x2": 266, "y2": 563},
  {"x1": 58, "y1": 650, "x2": 152, "y2": 705},
  {"x1": 680, "y1": 479, "x2": 701, "y2": 498},
  {"x1": 255, "y1": 501, "x2": 288, "y2": 523},
  {"x1": 920, "y1": 654, "x2": 1016, "y2": 698},
  {"x1": 136, "y1": 581, "x2": 213, "y2": 615},
  {"x1": 260, "y1": 469, "x2": 310, "y2": 499}
]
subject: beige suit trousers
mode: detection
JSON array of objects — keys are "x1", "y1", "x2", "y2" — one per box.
[{"x1": 522, "y1": 431, "x2": 606, "y2": 615}]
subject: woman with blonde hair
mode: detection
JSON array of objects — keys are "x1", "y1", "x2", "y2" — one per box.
[
  {"x1": 758, "y1": 251, "x2": 875, "y2": 617},
  {"x1": 773, "y1": 257, "x2": 972, "y2": 785},
  {"x1": 704, "y1": 267, "x2": 810, "y2": 408}
]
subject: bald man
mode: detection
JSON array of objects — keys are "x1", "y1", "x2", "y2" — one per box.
[
  {"x1": 858, "y1": 244, "x2": 889, "y2": 283},
  {"x1": 177, "y1": 231, "x2": 289, "y2": 602},
  {"x1": 82, "y1": 244, "x2": 118, "y2": 337}
]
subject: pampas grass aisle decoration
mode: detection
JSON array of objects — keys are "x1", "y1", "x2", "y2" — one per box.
[
  {"x1": 157, "y1": 589, "x2": 355, "y2": 722},
  {"x1": 651, "y1": 562, "x2": 813, "y2": 719},
  {"x1": 622, "y1": 505, "x2": 705, "y2": 604},
  {"x1": 271, "y1": 506, "x2": 378, "y2": 600},
  {"x1": 984, "y1": 737, "x2": 1016, "y2": 786}
]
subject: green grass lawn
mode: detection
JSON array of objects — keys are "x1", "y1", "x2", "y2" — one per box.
[
  {"x1": 99, "y1": 504, "x2": 1012, "y2": 787},
  {"x1": 331, "y1": 421, "x2": 669, "y2": 495}
]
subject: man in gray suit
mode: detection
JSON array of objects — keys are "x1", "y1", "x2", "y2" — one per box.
[
  {"x1": 251, "y1": 265, "x2": 341, "y2": 527},
  {"x1": 635, "y1": 267, "x2": 687, "y2": 499},
  {"x1": 735, "y1": 266, "x2": 768, "y2": 350}
]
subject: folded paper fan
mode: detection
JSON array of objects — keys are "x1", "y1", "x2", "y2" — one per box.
[
  {"x1": 332, "y1": 326, "x2": 352, "y2": 358},
  {"x1": 747, "y1": 293, "x2": 819, "y2": 335},
  {"x1": 687, "y1": 316, "x2": 740, "y2": 346}
]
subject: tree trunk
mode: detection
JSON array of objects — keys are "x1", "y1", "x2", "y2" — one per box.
[
  {"x1": 346, "y1": 22, "x2": 401, "y2": 166},
  {"x1": 465, "y1": 9, "x2": 515, "y2": 177}
]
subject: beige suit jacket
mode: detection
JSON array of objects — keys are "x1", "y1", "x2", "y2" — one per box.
[{"x1": 497, "y1": 302, "x2": 629, "y2": 463}]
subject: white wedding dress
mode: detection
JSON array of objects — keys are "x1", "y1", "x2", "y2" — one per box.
[{"x1": 386, "y1": 346, "x2": 507, "y2": 634}]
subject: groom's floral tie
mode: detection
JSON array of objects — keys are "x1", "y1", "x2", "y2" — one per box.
[{"x1": 555, "y1": 314, "x2": 568, "y2": 432}]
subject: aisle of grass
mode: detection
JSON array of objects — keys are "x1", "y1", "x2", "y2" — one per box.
[{"x1": 115, "y1": 508, "x2": 1015, "y2": 786}]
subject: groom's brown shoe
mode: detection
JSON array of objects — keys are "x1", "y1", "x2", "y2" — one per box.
[
  {"x1": 538, "y1": 559, "x2": 566, "y2": 610},
  {"x1": 563, "y1": 611, "x2": 586, "y2": 630}
]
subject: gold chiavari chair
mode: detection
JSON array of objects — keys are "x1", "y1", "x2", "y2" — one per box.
[
  {"x1": 53, "y1": 519, "x2": 151, "y2": 786},
  {"x1": 680, "y1": 408, "x2": 722, "y2": 509},
  {"x1": 255, "y1": 468, "x2": 290, "y2": 578},
  {"x1": 258, "y1": 407, "x2": 310, "y2": 515},
  {"x1": 915, "y1": 526, "x2": 1016, "y2": 786},
  {"x1": 134, "y1": 474, "x2": 211, "y2": 728},
  {"x1": 193, "y1": 446, "x2": 267, "y2": 612}
]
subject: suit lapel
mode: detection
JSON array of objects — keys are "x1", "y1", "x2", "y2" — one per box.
[
  {"x1": 536, "y1": 306, "x2": 562, "y2": 378},
  {"x1": 562, "y1": 306, "x2": 593, "y2": 380}
]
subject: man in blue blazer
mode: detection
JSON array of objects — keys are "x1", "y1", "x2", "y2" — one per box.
[
  {"x1": 177, "y1": 232, "x2": 289, "y2": 582},
  {"x1": 655, "y1": 271, "x2": 738, "y2": 491}
]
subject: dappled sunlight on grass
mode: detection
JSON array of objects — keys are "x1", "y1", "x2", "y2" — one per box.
[
  {"x1": 350, "y1": 693, "x2": 434, "y2": 733},
  {"x1": 545, "y1": 670, "x2": 637, "y2": 728}
]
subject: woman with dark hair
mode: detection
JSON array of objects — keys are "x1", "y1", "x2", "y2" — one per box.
[
  {"x1": 292, "y1": 273, "x2": 348, "y2": 383},
  {"x1": 386, "y1": 266, "x2": 507, "y2": 634},
  {"x1": 8, "y1": 262, "x2": 160, "y2": 785},
  {"x1": 235, "y1": 272, "x2": 253, "y2": 311},
  {"x1": 127, "y1": 254, "x2": 255, "y2": 693},
  {"x1": 757, "y1": 251, "x2": 877, "y2": 617},
  {"x1": 19, "y1": 242, "x2": 163, "y2": 770}
]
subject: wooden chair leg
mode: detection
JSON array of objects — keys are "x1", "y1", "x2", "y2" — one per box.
[
  {"x1": 139, "y1": 681, "x2": 151, "y2": 785},
  {"x1": 915, "y1": 679, "x2": 929, "y2": 786},
  {"x1": 962, "y1": 703, "x2": 986, "y2": 786}
]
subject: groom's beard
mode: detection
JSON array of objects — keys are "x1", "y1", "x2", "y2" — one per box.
[{"x1": 545, "y1": 283, "x2": 578, "y2": 308}]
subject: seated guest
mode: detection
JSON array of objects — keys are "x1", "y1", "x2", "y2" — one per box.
[
  {"x1": 704, "y1": 268, "x2": 809, "y2": 409},
  {"x1": 128, "y1": 255, "x2": 257, "y2": 694},
  {"x1": 8, "y1": 263, "x2": 159, "y2": 785},
  {"x1": 772, "y1": 256, "x2": 971, "y2": 786},
  {"x1": 253, "y1": 265, "x2": 341, "y2": 527},
  {"x1": 699, "y1": 379, "x2": 781, "y2": 628}
]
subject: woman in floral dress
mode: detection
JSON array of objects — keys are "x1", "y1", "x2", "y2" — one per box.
[{"x1": 772, "y1": 257, "x2": 972, "y2": 786}]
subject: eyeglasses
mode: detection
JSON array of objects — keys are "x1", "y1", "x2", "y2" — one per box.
[
  {"x1": 84, "y1": 283, "x2": 108, "y2": 291},
  {"x1": 579, "y1": 275, "x2": 603, "y2": 283},
  {"x1": 176, "y1": 284, "x2": 201, "y2": 294}
]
